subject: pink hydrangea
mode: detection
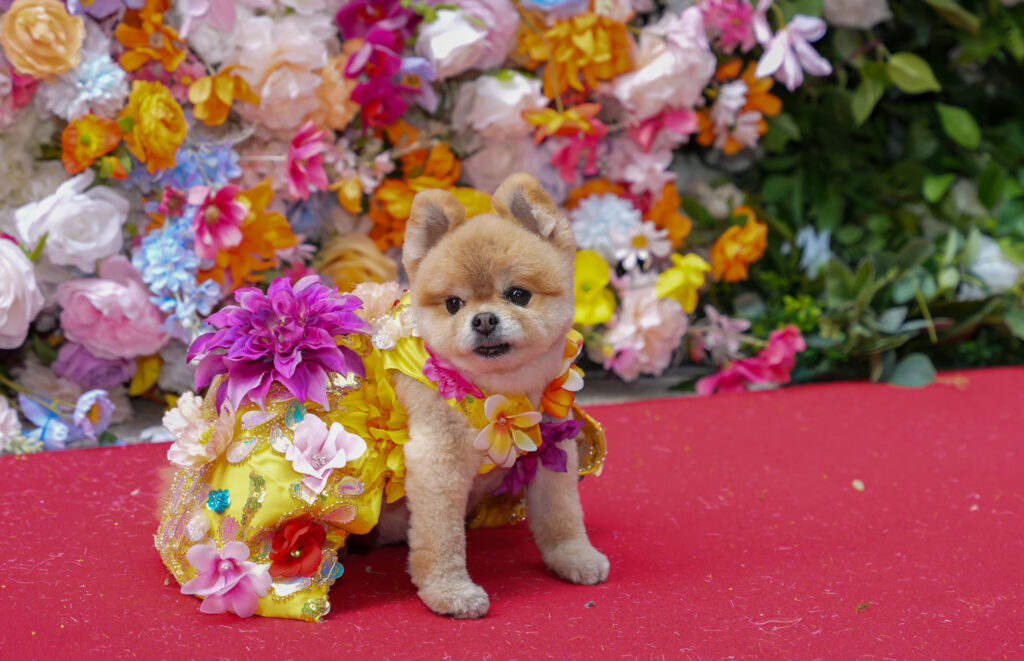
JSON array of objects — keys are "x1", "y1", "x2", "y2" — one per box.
[
  {"x1": 56, "y1": 256, "x2": 168, "y2": 360},
  {"x1": 181, "y1": 542, "x2": 271, "y2": 618}
]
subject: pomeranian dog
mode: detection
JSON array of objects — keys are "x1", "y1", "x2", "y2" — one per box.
[{"x1": 384, "y1": 172, "x2": 609, "y2": 618}]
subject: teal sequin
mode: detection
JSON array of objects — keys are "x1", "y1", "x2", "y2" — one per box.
[{"x1": 207, "y1": 489, "x2": 230, "y2": 514}]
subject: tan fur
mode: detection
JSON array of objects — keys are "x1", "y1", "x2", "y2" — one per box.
[{"x1": 395, "y1": 172, "x2": 609, "y2": 618}]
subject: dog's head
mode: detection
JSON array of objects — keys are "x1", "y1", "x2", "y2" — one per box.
[{"x1": 404, "y1": 173, "x2": 577, "y2": 394}]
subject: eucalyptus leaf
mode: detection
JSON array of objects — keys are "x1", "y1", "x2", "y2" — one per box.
[
  {"x1": 887, "y1": 52, "x2": 941, "y2": 94},
  {"x1": 877, "y1": 306, "x2": 908, "y2": 333},
  {"x1": 889, "y1": 353, "x2": 937, "y2": 387}
]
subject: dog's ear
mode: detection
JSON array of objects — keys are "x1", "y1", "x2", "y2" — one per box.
[
  {"x1": 492, "y1": 173, "x2": 576, "y2": 255},
  {"x1": 404, "y1": 189, "x2": 467, "y2": 280}
]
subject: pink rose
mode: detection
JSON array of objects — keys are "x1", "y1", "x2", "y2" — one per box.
[{"x1": 56, "y1": 256, "x2": 168, "y2": 360}]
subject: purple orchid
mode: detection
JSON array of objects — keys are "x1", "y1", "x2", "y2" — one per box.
[
  {"x1": 188, "y1": 275, "x2": 369, "y2": 411},
  {"x1": 336, "y1": 0, "x2": 421, "y2": 41},
  {"x1": 423, "y1": 347, "x2": 484, "y2": 401},
  {"x1": 493, "y1": 419, "x2": 582, "y2": 496},
  {"x1": 181, "y1": 541, "x2": 271, "y2": 618}
]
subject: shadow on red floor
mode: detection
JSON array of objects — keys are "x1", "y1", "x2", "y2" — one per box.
[{"x1": 1, "y1": 368, "x2": 1022, "y2": 659}]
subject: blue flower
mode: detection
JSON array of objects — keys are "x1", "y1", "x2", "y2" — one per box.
[
  {"x1": 73, "y1": 390, "x2": 114, "y2": 441},
  {"x1": 157, "y1": 140, "x2": 242, "y2": 190},
  {"x1": 207, "y1": 489, "x2": 231, "y2": 514},
  {"x1": 795, "y1": 227, "x2": 831, "y2": 279},
  {"x1": 569, "y1": 193, "x2": 642, "y2": 262}
]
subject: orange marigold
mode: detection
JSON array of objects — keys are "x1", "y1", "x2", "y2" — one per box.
[
  {"x1": 115, "y1": 0, "x2": 186, "y2": 73},
  {"x1": 199, "y1": 180, "x2": 298, "y2": 289},
  {"x1": 61, "y1": 114, "x2": 122, "y2": 175},
  {"x1": 517, "y1": 13, "x2": 633, "y2": 98},
  {"x1": 710, "y1": 206, "x2": 768, "y2": 282},
  {"x1": 646, "y1": 182, "x2": 692, "y2": 249}
]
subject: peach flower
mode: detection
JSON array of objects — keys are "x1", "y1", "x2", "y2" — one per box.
[
  {"x1": 311, "y1": 41, "x2": 362, "y2": 131},
  {"x1": 0, "y1": 0, "x2": 85, "y2": 81}
]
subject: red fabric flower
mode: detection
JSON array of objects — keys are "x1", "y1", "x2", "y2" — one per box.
[{"x1": 268, "y1": 516, "x2": 326, "y2": 579}]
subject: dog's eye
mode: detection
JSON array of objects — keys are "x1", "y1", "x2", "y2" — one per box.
[
  {"x1": 505, "y1": 287, "x2": 532, "y2": 306},
  {"x1": 444, "y1": 297, "x2": 464, "y2": 315}
]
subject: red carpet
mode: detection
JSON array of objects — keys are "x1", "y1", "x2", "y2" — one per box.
[{"x1": 1, "y1": 368, "x2": 1022, "y2": 658}]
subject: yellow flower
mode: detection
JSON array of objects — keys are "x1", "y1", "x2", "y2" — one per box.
[
  {"x1": 710, "y1": 207, "x2": 768, "y2": 282},
  {"x1": 188, "y1": 65, "x2": 260, "y2": 126},
  {"x1": 574, "y1": 249, "x2": 616, "y2": 325},
  {"x1": 0, "y1": 0, "x2": 85, "y2": 81},
  {"x1": 473, "y1": 395, "x2": 542, "y2": 468},
  {"x1": 656, "y1": 253, "x2": 711, "y2": 313},
  {"x1": 114, "y1": 0, "x2": 186, "y2": 73},
  {"x1": 523, "y1": 103, "x2": 603, "y2": 143},
  {"x1": 119, "y1": 80, "x2": 187, "y2": 173}
]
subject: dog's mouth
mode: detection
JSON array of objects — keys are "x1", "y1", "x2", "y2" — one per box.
[{"x1": 473, "y1": 343, "x2": 512, "y2": 358}]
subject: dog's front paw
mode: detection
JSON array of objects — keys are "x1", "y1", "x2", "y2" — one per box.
[
  {"x1": 544, "y1": 539, "x2": 610, "y2": 585},
  {"x1": 418, "y1": 580, "x2": 490, "y2": 619}
]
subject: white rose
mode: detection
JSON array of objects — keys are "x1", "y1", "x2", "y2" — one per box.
[
  {"x1": 414, "y1": 10, "x2": 490, "y2": 80},
  {"x1": 611, "y1": 7, "x2": 715, "y2": 120},
  {"x1": 452, "y1": 73, "x2": 548, "y2": 140},
  {"x1": 0, "y1": 394, "x2": 21, "y2": 451},
  {"x1": 0, "y1": 238, "x2": 45, "y2": 349},
  {"x1": 823, "y1": 0, "x2": 893, "y2": 30},
  {"x1": 14, "y1": 170, "x2": 129, "y2": 273}
]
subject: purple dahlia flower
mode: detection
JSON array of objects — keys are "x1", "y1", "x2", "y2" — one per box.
[{"x1": 188, "y1": 276, "x2": 369, "y2": 410}]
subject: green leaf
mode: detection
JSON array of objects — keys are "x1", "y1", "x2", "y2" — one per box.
[
  {"x1": 896, "y1": 238, "x2": 934, "y2": 271},
  {"x1": 892, "y1": 274, "x2": 917, "y2": 304},
  {"x1": 850, "y1": 73, "x2": 887, "y2": 127},
  {"x1": 938, "y1": 266, "x2": 960, "y2": 290},
  {"x1": 835, "y1": 224, "x2": 864, "y2": 245},
  {"x1": 977, "y1": 162, "x2": 1006, "y2": 209},
  {"x1": 923, "y1": 0, "x2": 981, "y2": 35},
  {"x1": 887, "y1": 52, "x2": 941, "y2": 94},
  {"x1": 764, "y1": 112, "x2": 802, "y2": 152},
  {"x1": 936, "y1": 103, "x2": 981, "y2": 149},
  {"x1": 1006, "y1": 307, "x2": 1024, "y2": 340},
  {"x1": 923, "y1": 173, "x2": 956, "y2": 203},
  {"x1": 889, "y1": 352, "x2": 937, "y2": 387},
  {"x1": 30, "y1": 334, "x2": 58, "y2": 367}
]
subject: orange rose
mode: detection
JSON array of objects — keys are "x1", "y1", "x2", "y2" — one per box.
[
  {"x1": 0, "y1": 0, "x2": 84, "y2": 81},
  {"x1": 710, "y1": 207, "x2": 768, "y2": 282},
  {"x1": 119, "y1": 80, "x2": 187, "y2": 173}
]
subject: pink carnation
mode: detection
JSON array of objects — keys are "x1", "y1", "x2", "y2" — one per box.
[{"x1": 56, "y1": 256, "x2": 168, "y2": 360}]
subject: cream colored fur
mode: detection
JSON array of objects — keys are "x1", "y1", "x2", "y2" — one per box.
[{"x1": 387, "y1": 172, "x2": 609, "y2": 618}]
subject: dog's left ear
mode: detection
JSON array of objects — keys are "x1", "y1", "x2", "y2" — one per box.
[{"x1": 492, "y1": 173, "x2": 576, "y2": 255}]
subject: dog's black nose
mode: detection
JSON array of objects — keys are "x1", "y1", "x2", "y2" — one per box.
[{"x1": 472, "y1": 312, "x2": 499, "y2": 336}]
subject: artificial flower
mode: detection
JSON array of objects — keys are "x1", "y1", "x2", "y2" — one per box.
[
  {"x1": 37, "y1": 49, "x2": 129, "y2": 121},
  {"x1": 188, "y1": 185, "x2": 246, "y2": 260},
  {"x1": 423, "y1": 347, "x2": 484, "y2": 401},
  {"x1": 699, "y1": 0, "x2": 757, "y2": 54},
  {"x1": 269, "y1": 516, "x2": 326, "y2": 579},
  {"x1": 180, "y1": 541, "x2": 272, "y2": 618},
  {"x1": 318, "y1": 234, "x2": 399, "y2": 294},
  {"x1": 56, "y1": 256, "x2": 168, "y2": 359},
  {"x1": 178, "y1": 0, "x2": 236, "y2": 39},
  {"x1": 540, "y1": 329, "x2": 585, "y2": 418},
  {"x1": 755, "y1": 10, "x2": 832, "y2": 92},
  {"x1": 611, "y1": 7, "x2": 714, "y2": 121},
  {"x1": 647, "y1": 182, "x2": 692, "y2": 248},
  {"x1": 53, "y1": 342, "x2": 136, "y2": 390},
  {"x1": 0, "y1": 204, "x2": 45, "y2": 351},
  {"x1": 60, "y1": 114, "x2": 122, "y2": 175},
  {"x1": 710, "y1": 207, "x2": 768, "y2": 282},
  {"x1": 566, "y1": 179, "x2": 627, "y2": 209},
  {"x1": 115, "y1": 0, "x2": 187, "y2": 73},
  {"x1": 517, "y1": 12, "x2": 632, "y2": 98},
  {"x1": 348, "y1": 280, "x2": 415, "y2": 350},
  {"x1": 344, "y1": 27, "x2": 401, "y2": 79},
  {"x1": 67, "y1": 0, "x2": 146, "y2": 19},
  {"x1": 119, "y1": 80, "x2": 188, "y2": 173},
  {"x1": 602, "y1": 136, "x2": 675, "y2": 197},
  {"x1": 695, "y1": 355, "x2": 771, "y2": 395},
  {"x1": 574, "y1": 249, "x2": 616, "y2": 326},
  {"x1": 0, "y1": 394, "x2": 22, "y2": 453},
  {"x1": 523, "y1": 103, "x2": 603, "y2": 144},
  {"x1": 629, "y1": 109, "x2": 699, "y2": 153},
  {"x1": 287, "y1": 120, "x2": 329, "y2": 201},
  {"x1": 165, "y1": 391, "x2": 235, "y2": 468},
  {"x1": 823, "y1": 0, "x2": 892, "y2": 30},
  {"x1": 286, "y1": 414, "x2": 367, "y2": 494},
  {"x1": 698, "y1": 59, "x2": 782, "y2": 154},
  {"x1": 0, "y1": 0, "x2": 85, "y2": 81},
  {"x1": 520, "y1": 0, "x2": 590, "y2": 18},
  {"x1": 569, "y1": 192, "x2": 642, "y2": 262},
  {"x1": 414, "y1": 1, "x2": 518, "y2": 81},
  {"x1": 0, "y1": 54, "x2": 37, "y2": 129},
  {"x1": 311, "y1": 42, "x2": 363, "y2": 131},
  {"x1": 656, "y1": 253, "x2": 711, "y2": 313},
  {"x1": 701, "y1": 304, "x2": 750, "y2": 356},
  {"x1": 612, "y1": 221, "x2": 672, "y2": 272},
  {"x1": 188, "y1": 275, "x2": 369, "y2": 411},
  {"x1": 794, "y1": 226, "x2": 831, "y2": 278},
  {"x1": 473, "y1": 395, "x2": 542, "y2": 468},
  {"x1": 963, "y1": 235, "x2": 1024, "y2": 296},
  {"x1": 199, "y1": 180, "x2": 299, "y2": 288},
  {"x1": 492, "y1": 419, "x2": 580, "y2": 496},
  {"x1": 14, "y1": 169, "x2": 129, "y2": 273},
  {"x1": 72, "y1": 388, "x2": 114, "y2": 440},
  {"x1": 351, "y1": 77, "x2": 408, "y2": 128},
  {"x1": 602, "y1": 286, "x2": 687, "y2": 382},
  {"x1": 188, "y1": 65, "x2": 260, "y2": 126},
  {"x1": 452, "y1": 72, "x2": 548, "y2": 140},
  {"x1": 759, "y1": 325, "x2": 805, "y2": 384},
  {"x1": 336, "y1": 0, "x2": 420, "y2": 41}
]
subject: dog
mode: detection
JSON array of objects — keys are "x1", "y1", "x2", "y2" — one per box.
[{"x1": 155, "y1": 173, "x2": 608, "y2": 621}]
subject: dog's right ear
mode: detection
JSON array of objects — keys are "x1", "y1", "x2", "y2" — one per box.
[{"x1": 403, "y1": 189, "x2": 467, "y2": 280}]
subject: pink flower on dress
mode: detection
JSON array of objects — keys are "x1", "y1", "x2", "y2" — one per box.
[
  {"x1": 188, "y1": 185, "x2": 246, "y2": 260},
  {"x1": 423, "y1": 347, "x2": 484, "y2": 401},
  {"x1": 286, "y1": 120, "x2": 329, "y2": 200},
  {"x1": 181, "y1": 541, "x2": 271, "y2": 618},
  {"x1": 754, "y1": 8, "x2": 832, "y2": 91},
  {"x1": 285, "y1": 414, "x2": 367, "y2": 494}
]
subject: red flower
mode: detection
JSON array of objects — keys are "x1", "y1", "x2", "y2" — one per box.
[{"x1": 268, "y1": 516, "x2": 327, "y2": 579}]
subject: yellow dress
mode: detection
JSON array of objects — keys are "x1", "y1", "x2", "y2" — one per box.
[{"x1": 155, "y1": 297, "x2": 606, "y2": 622}]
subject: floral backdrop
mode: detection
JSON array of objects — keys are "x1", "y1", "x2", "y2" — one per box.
[{"x1": 0, "y1": 0, "x2": 1022, "y2": 454}]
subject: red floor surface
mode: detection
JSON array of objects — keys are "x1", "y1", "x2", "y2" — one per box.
[{"x1": 1, "y1": 368, "x2": 1023, "y2": 659}]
